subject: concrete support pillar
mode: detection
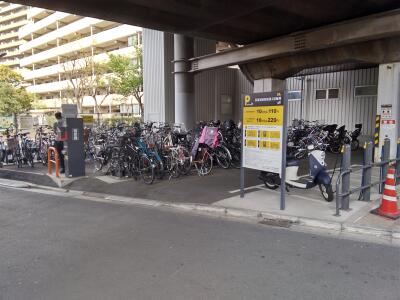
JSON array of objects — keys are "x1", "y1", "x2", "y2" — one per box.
[
  {"x1": 376, "y1": 63, "x2": 400, "y2": 159},
  {"x1": 174, "y1": 34, "x2": 195, "y2": 129}
]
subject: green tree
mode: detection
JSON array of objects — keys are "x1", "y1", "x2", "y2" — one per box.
[
  {"x1": 0, "y1": 65, "x2": 23, "y2": 86},
  {"x1": 62, "y1": 48, "x2": 113, "y2": 121},
  {"x1": 61, "y1": 49, "x2": 93, "y2": 113},
  {"x1": 0, "y1": 82, "x2": 33, "y2": 130},
  {"x1": 108, "y1": 45, "x2": 143, "y2": 119},
  {"x1": 87, "y1": 60, "x2": 113, "y2": 123}
]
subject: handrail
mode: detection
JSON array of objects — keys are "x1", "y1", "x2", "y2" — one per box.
[
  {"x1": 335, "y1": 142, "x2": 399, "y2": 216},
  {"x1": 47, "y1": 147, "x2": 59, "y2": 177}
]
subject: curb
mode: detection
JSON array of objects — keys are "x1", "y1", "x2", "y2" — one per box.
[
  {"x1": 98, "y1": 198, "x2": 400, "y2": 243},
  {"x1": 1, "y1": 179, "x2": 399, "y2": 243},
  {"x1": 0, "y1": 179, "x2": 34, "y2": 188}
]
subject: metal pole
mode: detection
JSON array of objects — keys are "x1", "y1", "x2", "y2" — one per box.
[
  {"x1": 280, "y1": 91, "x2": 289, "y2": 210},
  {"x1": 396, "y1": 138, "x2": 400, "y2": 186},
  {"x1": 380, "y1": 138, "x2": 390, "y2": 193},
  {"x1": 361, "y1": 141, "x2": 373, "y2": 201},
  {"x1": 240, "y1": 96, "x2": 245, "y2": 198},
  {"x1": 341, "y1": 144, "x2": 351, "y2": 210},
  {"x1": 300, "y1": 77, "x2": 305, "y2": 119},
  {"x1": 335, "y1": 177, "x2": 341, "y2": 216}
]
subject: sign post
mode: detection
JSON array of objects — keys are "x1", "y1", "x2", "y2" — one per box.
[
  {"x1": 280, "y1": 91, "x2": 288, "y2": 210},
  {"x1": 240, "y1": 91, "x2": 287, "y2": 209}
]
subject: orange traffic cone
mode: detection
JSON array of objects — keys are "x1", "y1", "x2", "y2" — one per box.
[{"x1": 371, "y1": 168, "x2": 400, "y2": 220}]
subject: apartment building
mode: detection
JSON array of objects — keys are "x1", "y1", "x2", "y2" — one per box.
[
  {"x1": 0, "y1": 2, "x2": 27, "y2": 70},
  {"x1": 19, "y1": 7, "x2": 142, "y2": 118}
]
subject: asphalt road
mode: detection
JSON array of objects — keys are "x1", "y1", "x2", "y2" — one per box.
[{"x1": 0, "y1": 186, "x2": 399, "y2": 300}]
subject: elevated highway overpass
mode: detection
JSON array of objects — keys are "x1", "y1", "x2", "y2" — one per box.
[
  {"x1": 9, "y1": 0, "x2": 400, "y2": 152},
  {"x1": 10, "y1": 0, "x2": 400, "y2": 77}
]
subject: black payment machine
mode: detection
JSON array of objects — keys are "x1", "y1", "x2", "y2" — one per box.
[{"x1": 64, "y1": 118, "x2": 85, "y2": 177}]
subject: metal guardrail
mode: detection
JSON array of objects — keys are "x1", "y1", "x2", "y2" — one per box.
[{"x1": 335, "y1": 138, "x2": 400, "y2": 216}]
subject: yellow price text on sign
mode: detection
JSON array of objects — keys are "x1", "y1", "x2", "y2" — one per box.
[
  {"x1": 260, "y1": 130, "x2": 281, "y2": 139},
  {"x1": 269, "y1": 131, "x2": 281, "y2": 139},
  {"x1": 82, "y1": 115, "x2": 94, "y2": 123},
  {"x1": 245, "y1": 129, "x2": 258, "y2": 138},
  {"x1": 243, "y1": 105, "x2": 283, "y2": 126},
  {"x1": 270, "y1": 141, "x2": 281, "y2": 150},
  {"x1": 245, "y1": 139, "x2": 258, "y2": 148},
  {"x1": 259, "y1": 141, "x2": 270, "y2": 149}
]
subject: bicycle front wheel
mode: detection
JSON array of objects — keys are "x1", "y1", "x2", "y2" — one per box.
[
  {"x1": 140, "y1": 155, "x2": 155, "y2": 184},
  {"x1": 199, "y1": 152, "x2": 213, "y2": 176},
  {"x1": 214, "y1": 145, "x2": 231, "y2": 169}
]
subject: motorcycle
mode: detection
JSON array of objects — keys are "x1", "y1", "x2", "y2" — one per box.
[
  {"x1": 259, "y1": 144, "x2": 334, "y2": 202},
  {"x1": 350, "y1": 123, "x2": 362, "y2": 151}
]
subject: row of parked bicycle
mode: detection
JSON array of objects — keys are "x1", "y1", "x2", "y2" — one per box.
[
  {"x1": 0, "y1": 124, "x2": 54, "y2": 168},
  {"x1": 0, "y1": 119, "x2": 363, "y2": 186},
  {"x1": 84, "y1": 120, "x2": 242, "y2": 184},
  {"x1": 287, "y1": 119, "x2": 362, "y2": 159}
]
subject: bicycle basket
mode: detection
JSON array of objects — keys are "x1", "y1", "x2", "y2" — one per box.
[{"x1": 199, "y1": 126, "x2": 219, "y2": 149}]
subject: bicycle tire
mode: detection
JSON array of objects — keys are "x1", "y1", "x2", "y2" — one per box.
[
  {"x1": 140, "y1": 154, "x2": 155, "y2": 184},
  {"x1": 214, "y1": 145, "x2": 231, "y2": 169}
]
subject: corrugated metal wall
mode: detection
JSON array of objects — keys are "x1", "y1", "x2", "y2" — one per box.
[
  {"x1": 195, "y1": 70, "x2": 216, "y2": 122},
  {"x1": 286, "y1": 77, "x2": 303, "y2": 123},
  {"x1": 235, "y1": 70, "x2": 254, "y2": 121},
  {"x1": 290, "y1": 68, "x2": 378, "y2": 135},
  {"x1": 143, "y1": 29, "x2": 167, "y2": 122},
  {"x1": 143, "y1": 30, "x2": 377, "y2": 135},
  {"x1": 195, "y1": 68, "x2": 253, "y2": 123}
]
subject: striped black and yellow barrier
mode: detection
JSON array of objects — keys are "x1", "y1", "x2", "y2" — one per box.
[{"x1": 374, "y1": 115, "x2": 380, "y2": 147}]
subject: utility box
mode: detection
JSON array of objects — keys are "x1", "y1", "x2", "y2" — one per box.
[{"x1": 64, "y1": 118, "x2": 85, "y2": 177}]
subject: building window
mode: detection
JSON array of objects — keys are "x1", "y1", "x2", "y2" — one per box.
[
  {"x1": 315, "y1": 89, "x2": 327, "y2": 100},
  {"x1": 288, "y1": 90, "x2": 301, "y2": 101},
  {"x1": 355, "y1": 85, "x2": 377, "y2": 97},
  {"x1": 328, "y1": 88, "x2": 339, "y2": 99},
  {"x1": 128, "y1": 35, "x2": 137, "y2": 47},
  {"x1": 132, "y1": 104, "x2": 140, "y2": 115},
  {"x1": 315, "y1": 88, "x2": 339, "y2": 100}
]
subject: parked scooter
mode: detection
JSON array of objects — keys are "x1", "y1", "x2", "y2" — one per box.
[{"x1": 259, "y1": 144, "x2": 334, "y2": 202}]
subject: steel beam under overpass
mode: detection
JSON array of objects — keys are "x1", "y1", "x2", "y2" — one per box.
[
  {"x1": 189, "y1": 10, "x2": 400, "y2": 76},
  {"x1": 9, "y1": 0, "x2": 400, "y2": 45},
  {"x1": 243, "y1": 37, "x2": 400, "y2": 80}
]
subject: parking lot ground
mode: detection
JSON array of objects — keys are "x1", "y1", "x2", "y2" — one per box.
[{"x1": 0, "y1": 150, "x2": 364, "y2": 200}]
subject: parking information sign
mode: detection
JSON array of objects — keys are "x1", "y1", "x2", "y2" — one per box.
[{"x1": 243, "y1": 91, "x2": 284, "y2": 175}]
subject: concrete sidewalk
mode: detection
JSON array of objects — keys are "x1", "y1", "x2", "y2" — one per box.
[{"x1": 216, "y1": 167, "x2": 400, "y2": 236}]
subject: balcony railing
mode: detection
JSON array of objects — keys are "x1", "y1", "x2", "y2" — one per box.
[
  {"x1": 20, "y1": 17, "x2": 101, "y2": 51},
  {"x1": 0, "y1": 19, "x2": 28, "y2": 33},
  {"x1": 22, "y1": 46, "x2": 135, "y2": 80},
  {"x1": 0, "y1": 9, "x2": 26, "y2": 23},
  {"x1": 0, "y1": 3, "x2": 23, "y2": 15},
  {"x1": 19, "y1": 12, "x2": 75, "y2": 40},
  {"x1": 27, "y1": 7, "x2": 49, "y2": 20},
  {"x1": 20, "y1": 25, "x2": 140, "y2": 67}
]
